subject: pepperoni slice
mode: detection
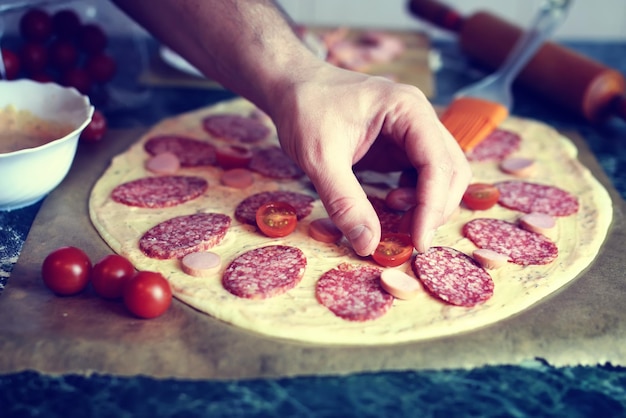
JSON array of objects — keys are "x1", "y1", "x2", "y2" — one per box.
[
  {"x1": 315, "y1": 263, "x2": 393, "y2": 322},
  {"x1": 463, "y1": 218, "x2": 558, "y2": 265},
  {"x1": 222, "y1": 245, "x2": 306, "y2": 299},
  {"x1": 249, "y1": 146, "x2": 304, "y2": 179},
  {"x1": 139, "y1": 213, "x2": 231, "y2": 259},
  {"x1": 202, "y1": 113, "x2": 271, "y2": 143},
  {"x1": 111, "y1": 176, "x2": 208, "y2": 208},
  {"x1": 465, "y1": 129, "x2": 521, "y2": 162},
  {"x1": 234, "y1": 190, "x2": 315, "y2": 225},
  {"x1": 495, "y1": 180, "x2": 579, "y2": 216},
  {"x1": 412, "y1": 246, "x2": 494, "y2": 307},
  {"x1": 144, "y1": 135, "x2": 216, "y2": 167}
]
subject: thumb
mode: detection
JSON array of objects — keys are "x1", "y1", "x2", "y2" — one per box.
[{"x1": 309, "y1": 164, "x2": 381, "y2": 257}]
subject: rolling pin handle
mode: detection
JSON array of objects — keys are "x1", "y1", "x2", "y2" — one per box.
[{"x1": 407, "y1": 0, "x2": 464, "y2": 32}]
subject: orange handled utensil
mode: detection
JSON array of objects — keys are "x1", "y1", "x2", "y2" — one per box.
[{"x1": 441, "y1": 0, "x2": 572, "y2": 152}]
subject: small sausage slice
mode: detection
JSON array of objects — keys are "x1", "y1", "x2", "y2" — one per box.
[
  {"x1": 308, "y1": 218, "x2": 343, "y2": 243},
  {"x1": 472, "y1": 249, "x2": 509, "y2": 270},
  {"x1": 385, "y1": 187, "x2": 416, "y2": 211},
  {"x1": 499, "y1": 157, "x2": 537, "y2": 177},
  {"x1": 221, "y1": 168, "x2": 254, "y2": 189},
  {"x1": 519, "y1": 212, "x2": 556, "y2": 236},
  {"x1": 145, "y1": 151, "x2": 180, "y2": 174},
  {"x1": 380, "y1": 268, "x2": 421, "y2": 300},
  {"x1": 181, "y1": 251, "x2": 222, "y2": 277}
]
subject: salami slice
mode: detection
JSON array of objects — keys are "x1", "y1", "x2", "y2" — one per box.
[
  {"x1": 463, "y1": 218, "x2": 558, "y2": 265},
  {"x1": 202, "y1": 113, "x2": 271, "y2": 143},
  {"x1": 111, "y1": 175, "x2": 208, "y2": 208},
  {"x1": 249, "y1": 146, "x2": 304, "y2": 179},
  {"x1": 139, "y1": 213, "x2": 231, "y2": 259},
  {"x1": 222, "y1": 245, "x2": 306, "y2": 299},
  {"x1": 369, "y1": 196, "x2": 403, "y2": 233},
  {"x1": 234, "y1": 190, "x2": 315, "y2": 225},
  {"x1": 465, "y1": 129, "x2": 521, "y2": 162},
  {"x1": 412, "y1": 246, "x2": 493, "y2": 307},
  {"x1": 495, "y1": 180, "x2": 579, "y2": 216},
  {"x1": 316, "y1": 263, "x2": 393, "y2": 321},
  {"x1": 144, "y1": 135, "x2": 216, "y2": 167}
]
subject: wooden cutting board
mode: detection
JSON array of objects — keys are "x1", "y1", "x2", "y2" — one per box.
[
  {"x1": 0, "y1": 128, "x2": 625, "y2": 379},
  {"x1": 140, "y1": 29, "x2": 436, "y2": 98}
]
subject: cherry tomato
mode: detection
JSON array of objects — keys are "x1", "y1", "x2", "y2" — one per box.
[
  {"x1": 20, "y1": 8, "x2": 53, "y2": 42},
  {"x1": 61, "y1": 67, "x2": 92, "y2": 94},
  {"x1": 80, "y1": 110, "x2": 107, "y2": 142},
  {"x1": 462, "y1": 183, "x2": 501, "y2": 211},
  {"x1": 49, "y1": 39, "x2": 79, "y2": 70},
  {"x1": 85, "y1": 53, "x2": 117, "y2": 83},
  {"x1": 79, "y1": 24, "x2": 107, "y2": 54},
  {"x1": 91, "y1": 254, "x2": 135, "y2": 299},
  {"x1": 215, "y1": 144, "x2": 253, "y2": 169},
  {"x1": 255, "y1": 201, "x2": 297, "y2": 238},
  {"x1": 1, "y1": 48, "x2": 20, "y2": 80},
  {"x1": 41, "y1": 246, "x2": 92, "y2": 295},
  {"x1": 52, "y1": 9, "x2": 81, "y2": 39},
  {"x1": 372, "y1": 233, "x2": 414, "y2": 267},
  {"x1": 123, "y1": 271, "x2": 172, "y2": 319},
  {"x1": 29, "y1": 71, "x2": 54, "y2": 83},
  {"x1": 19, "y1": 42, "x2": 48, "y2": 74}
]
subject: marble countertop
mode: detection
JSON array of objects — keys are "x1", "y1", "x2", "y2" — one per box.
[{"x1": 1, "y1": 38, "x2": 626, "y2": 417}]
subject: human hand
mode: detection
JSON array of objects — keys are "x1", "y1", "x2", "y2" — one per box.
[{"x1": 267, "y1": 63, "x2": 472, "y2": 256}]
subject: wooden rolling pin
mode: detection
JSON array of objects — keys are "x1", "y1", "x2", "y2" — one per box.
[{"x1": 408, "y1": 0, "x2": 626, "y2": 123}]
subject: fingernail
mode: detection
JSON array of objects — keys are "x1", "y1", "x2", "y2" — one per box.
[
  {"x1": 419, "y1": 229, "x2": 436, "y2": 253},
  {"x1": 347, "y1": 224, "x2": 374, "y2": 256}
]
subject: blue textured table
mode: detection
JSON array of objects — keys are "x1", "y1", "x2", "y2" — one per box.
[{"x1": 1, "y1": 39, "x2": 626, "y2": 417}]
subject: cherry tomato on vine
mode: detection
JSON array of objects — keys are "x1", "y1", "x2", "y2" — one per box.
[
  {"x1": 79, "y1": 24, "x2": 107, "y2": 54},
  {"x1": 80, "y1": 110, "x2": 107, "y2": 142},
  {"x1": 372, "y1": 233, "x2": 414, "y2": 268},
  {"x1": 41, "y1": 246, "x2": 92, "y2": 295},
  {"x1": 123, "y1": 271, "x2": 172, "y2": 319},
  {"x1": 91, "y1": 254, "x2": 135, "y2": 299},
  {"x1": 49, "y1": 39, "x2": 79, "y2": 70},
  {"x1": 19, "y1": 8, "x2": 53, "y2": 43},
  {"x1": 19, "y1": 42, "x2": 48, "y2": 74},
  {"x1": 1, "y1": 48, "x2": 20, "y2": 79},
  {"x1": 52, "y1": 9, "x2": 81, "y2": 39},
  {"x1": 255, "y1": 201, "x2": 298, "y2": 238},
  {"x1": 462, "y1": 183, "x2": 501, "y2": 211},
  {"x1": 85, "y1": 53, "x2": 117, "y2": 83}
]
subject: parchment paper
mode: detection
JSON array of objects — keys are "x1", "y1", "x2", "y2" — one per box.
[{"x1": 0, "y1": 128, "x2": 624, "y2": 380}]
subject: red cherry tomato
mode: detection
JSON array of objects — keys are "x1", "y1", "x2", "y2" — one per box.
[
  {"x1": 19, "y1": 42, "x2": 48, "y2": 74},
  {"x1": 79, "y1": 24, "x2": 107, "y2": 54},
  {"x1": 61, "y1": 67, "x2": 92, "y2": 94},
  {"x1": 49, "y1": 39, "x2": 79, "y2": 70},
  {"x1": 29, "y1": 71, "x2": 54, "y2": 83},
  {"x1": 372, "y1": 233, "x2": 414, "y2": 267},
  {"x1": 20, "y1": 8, "x2": 53, "y2": 42},
  {"x1": 91, "y1": 254, "x2": 135, "y2": 299},
  {"x1": 52, "y1": 9, "x2": 81, "y2": 39},
  {"x1": 462, "y1": 183, "x2": 501, "y2": 211},
  {"x1": 123, "y1": 271, "x2": 172, "y2": 319},
  {"x1": 80, "y1": 110, "x2": 107, "y2": 142},
  {"x1": 41, "y1": 246, "x2": 92, "y2": 295},
  {"x1": 215, "y1": 144, "x2": 253, "y2": 169},
  {"x1": 255, "y1": 201, "x2": 298, "y2": 238},
  {"x1": 1, "y1": 48, "x2": 20, "y2": 79},
  {"x1": 85, "y1": 53, "x2": 117, "y2": 83}
]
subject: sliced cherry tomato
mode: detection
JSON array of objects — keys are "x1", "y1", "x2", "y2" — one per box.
[
  {"x1": 91, "y1": 254, "x2": 135, "y2": 299},
  {"x1": 52, "y1": 9, "x2": 82, "y2": 39},
  {"x1": 215, "y1": 144, "x2": 253, "y2": 169},
  {"x1": 255, "y1": 201, "x2": 297, "y2": 238},
  {"x1": 41, "y1": 246, "x2": 92, "y2": 295},
  {"x1": 462, "y1": 183, "x2": 501, "y2": 211},
  {"x1": 19, "y1": 8, "x2": 53, "y2": 42},
  {"x1": 1, "y1": 48, "x2": 20, "y2": 80},
  {"x1": 372, "y1": 233, "x2": 414, "y2": 268},
  {"x1": 80, "y1": 109, "x2": 107, "y2": 142},
  {"x1": 123, "y1": 271, "x2": 172, "y2": 319}
]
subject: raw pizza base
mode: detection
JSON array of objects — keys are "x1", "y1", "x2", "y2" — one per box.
[{"x1": 89, "y1": 98, "x2": 613, "y2": 345}]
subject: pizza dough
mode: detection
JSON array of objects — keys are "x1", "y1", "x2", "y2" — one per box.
[{"x1": 89, "y1": 98, "x2": 613, "y2": 345}]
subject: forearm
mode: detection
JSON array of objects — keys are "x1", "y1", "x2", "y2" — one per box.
[{"x1": 112, "y1": 0, "x2": 320, "y2": 113}]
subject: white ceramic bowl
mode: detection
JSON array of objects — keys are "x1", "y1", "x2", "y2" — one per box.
[{"x1": 0, "y1": 80, "x2": 94, "y2": 211}]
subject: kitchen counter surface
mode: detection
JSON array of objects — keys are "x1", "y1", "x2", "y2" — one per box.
[{"x1": 1, "y1": 38, "x2": 626, "y2": 417}]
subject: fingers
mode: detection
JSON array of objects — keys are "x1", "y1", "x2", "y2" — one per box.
[{"x1": 307, "y1": 161, "x2": 381, "y2": 257}]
